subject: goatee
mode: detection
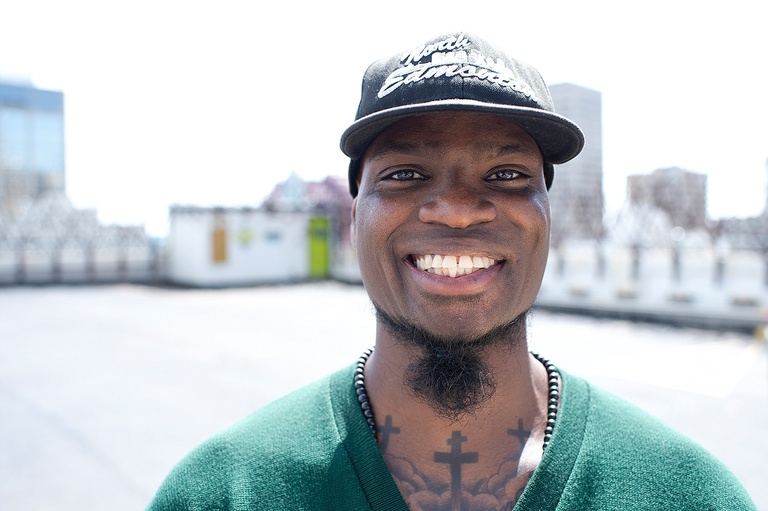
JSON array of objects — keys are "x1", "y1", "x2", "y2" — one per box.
[{"x1": 374, "y1": 305, "x2": 528, "y2": 423}]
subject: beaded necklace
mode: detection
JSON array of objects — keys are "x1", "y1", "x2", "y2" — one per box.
[{"x1": 353, "y1": 348, "x2": 560, "y2": 450}]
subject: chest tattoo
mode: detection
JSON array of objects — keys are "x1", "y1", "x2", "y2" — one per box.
[{"x1": 379, "y1": 424, "x2": 534, "y2": 511}]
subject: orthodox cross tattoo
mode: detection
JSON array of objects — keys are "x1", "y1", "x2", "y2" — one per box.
[{"x1": 434, "y1": 431, "x2": 479, "y2": 510}]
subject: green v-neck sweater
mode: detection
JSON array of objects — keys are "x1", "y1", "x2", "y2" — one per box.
[{"x1": 147, "y1": 365, "x2": 756, "y2": 510}]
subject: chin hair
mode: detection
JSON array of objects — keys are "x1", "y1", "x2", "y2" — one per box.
[{"x1": 373, "y1": 305, "x2": 529, "y2": 423}]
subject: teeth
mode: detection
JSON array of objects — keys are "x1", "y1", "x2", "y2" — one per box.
[{"x1": 413, "y1": 254, "x2": 497, "y2": 278}]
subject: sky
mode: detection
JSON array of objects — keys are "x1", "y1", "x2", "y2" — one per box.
[{"x1": 1, "y1": 0, "x2": 766, "y2": 236}]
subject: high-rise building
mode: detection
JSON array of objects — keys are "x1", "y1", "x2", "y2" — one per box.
[
  {"x1": 548, "y1": 83, "x2": 604, "y2": 243},
  {"x1": 0, "y1": 80, "x2": 65, "y2": 216},
  {"x1": 627, "y1": 167, "x2": 707, "y2": 230}
]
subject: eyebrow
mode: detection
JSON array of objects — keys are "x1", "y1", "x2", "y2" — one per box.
[
  {"x1": 485, "y1": 143, "x2": 540, "y2": 159},
  {"x1": 366, "y1": 140, "x2": 540, "y2": 162},
  {"x1": 365, "y1": 141, "x2": 428, "y2": 163}
]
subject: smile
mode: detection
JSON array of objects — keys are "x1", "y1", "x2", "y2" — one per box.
[{"x1": 411, "y1": 254, "x2": 498, "y2": 278}]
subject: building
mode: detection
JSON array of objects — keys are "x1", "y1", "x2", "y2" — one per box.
[
  {"x1": 0, "y1": 80, "x2": 65, "y2": 216},
  {"x1": 165, "y1": 174, "x2": 361, "y2": 287},
  {"x1": 166, "y1": 206, "x2": 322, "y2": 287},
  {"x1": 548, "y1": 83, "x2": 604, "y2": 244},
  {"x1": 627, "y1": 167, "x2": 708, "y2": 230},
  {"x1": 262, "y1": 172, "x2": 353, "y2": 248}
]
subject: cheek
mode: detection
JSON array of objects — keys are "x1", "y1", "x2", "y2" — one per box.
[
  {"x1": 533, "y1": 188, "x2": 551, "y2": 218},
  {"x1": 530, "y1": 193, "x2": 551, "y2": 274},
  {"x1": 530, "y1": 191, "x2": 551, "y2": 241},
  {"x1": 353, "y1": 195, "x2": 411, "y2": 286},
  {"x1": 352, "y1": 198, "x2": 385, "y2": 267},
  {"x1": 506, "y1": 191, "x2": 551, "y2": 242}
]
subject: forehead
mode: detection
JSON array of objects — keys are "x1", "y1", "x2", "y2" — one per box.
[{"x1": 362, "y1": 112, "x2": 542, "y2": 163}]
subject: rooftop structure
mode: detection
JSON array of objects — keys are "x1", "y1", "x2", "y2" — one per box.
[{"x1": 627, "y1": 167, "x2": 708, "y2": 230}]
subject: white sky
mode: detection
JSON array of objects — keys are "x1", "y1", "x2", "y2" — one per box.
[{"x1": 2, "y1": 0, "x2": 766, "y2": 236}]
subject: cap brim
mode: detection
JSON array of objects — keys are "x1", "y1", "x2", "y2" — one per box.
[{"x1": 340, "y1": 99, "x2": 584, "y2": 165}]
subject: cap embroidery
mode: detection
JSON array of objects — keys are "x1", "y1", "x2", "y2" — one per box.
[
  {"x1": 377, "y1": 33, "x2": 538, "y2": 101},
  {"x1": 400, "y1": 33, "x2": 472, "y2": 66}
]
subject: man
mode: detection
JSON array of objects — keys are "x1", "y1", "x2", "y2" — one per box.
[{"x1": 147, "y1": 32, "x2": 756, "y2": 510}]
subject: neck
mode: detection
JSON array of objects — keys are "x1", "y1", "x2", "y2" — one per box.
[
  {"x1": 361, "y1": 327, "x2": 551, "y2": 508},
  {"x1": 365, "y1": 327, "x2": 547, "y2": 439}
]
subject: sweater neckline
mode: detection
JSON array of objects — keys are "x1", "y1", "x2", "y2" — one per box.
[{"x1": 329, "y1": 365, "x2": 589, "y2": 511}]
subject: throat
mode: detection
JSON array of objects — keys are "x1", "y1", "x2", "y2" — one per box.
[{"x1": 354, "y1": 347, "x2": 561, "y2": 507}]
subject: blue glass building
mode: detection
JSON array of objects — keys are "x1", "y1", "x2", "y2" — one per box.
[{"x1": 0, "y1": 80, "x2": 65, "y2": 215}]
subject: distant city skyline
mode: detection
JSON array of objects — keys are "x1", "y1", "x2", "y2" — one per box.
[
  {"x1": 549, "y1": 83, "x2": 605, "y2": 243},
  {"x1": 0, "y1": 80, "x2": 66, "y2": 216},
  {"x1": 1, "y1": 0, "x2": 765, "y2": 236}
]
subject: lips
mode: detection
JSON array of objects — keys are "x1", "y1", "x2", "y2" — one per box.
[{"x1": 411, "y1": 254, "x2": 498, "y2": 278}]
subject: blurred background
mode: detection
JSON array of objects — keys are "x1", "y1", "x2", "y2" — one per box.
[{"x1": 1, "y1": 0, "x2": 766, "y2": 509}]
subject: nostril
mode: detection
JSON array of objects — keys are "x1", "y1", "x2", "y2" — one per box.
[{"x1": 418, "y1": 198, "x2": 496, "y2": 228}]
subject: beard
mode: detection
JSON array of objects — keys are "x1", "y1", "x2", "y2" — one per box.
[{"x1": 374, "y1": 304, "x2": 529, "y2": 423}]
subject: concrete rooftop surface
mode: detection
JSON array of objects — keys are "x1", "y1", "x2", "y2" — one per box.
[{"x1": 1, "y1": 282, "x2": 766, "y2": 510}]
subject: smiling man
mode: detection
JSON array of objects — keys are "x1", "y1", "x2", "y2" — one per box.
[{"x1": 147, "y1": 33, "x2": 756, "y2": 510}]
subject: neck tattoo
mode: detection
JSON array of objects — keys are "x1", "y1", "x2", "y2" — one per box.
[{"x1": 354, "y1": 348, "x2": 560, "y2": 451}]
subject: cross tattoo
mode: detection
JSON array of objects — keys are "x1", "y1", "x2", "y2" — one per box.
[
  {"x1": 507, "y1": 418, "x2": 532, "y2": 448},
  {"x1": 376, "y1": 415, "x2": 400, "y2": 452},
  {"x1": 434, "y1": 431, "x2": 478, "y2": 511}
]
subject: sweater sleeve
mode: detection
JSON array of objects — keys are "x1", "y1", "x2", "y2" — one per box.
[
  {"x1": 146, "y1": 436, "x2": 243, "y2": 511},
  {"x1": 145, "y1": 368, "x2": 379, "y2": 511},
  {"x1": 559, "y1": 383, "x2": 757, "y2": 510}
]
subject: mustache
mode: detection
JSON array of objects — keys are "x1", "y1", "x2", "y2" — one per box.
[{"x1": 397, "y1": 224, "x2": 509, "y2": 244}]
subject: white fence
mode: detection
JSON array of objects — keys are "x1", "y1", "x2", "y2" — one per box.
[{"x1": 539, "y1": 243, "x2": 767, "y2": 331}]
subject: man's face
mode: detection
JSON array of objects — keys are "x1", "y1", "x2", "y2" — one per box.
[{"x1": 352, "y1": 112, "x2": 550, "y2": 342}]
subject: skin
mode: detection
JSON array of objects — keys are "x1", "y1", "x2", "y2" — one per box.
[{"x1": 351, "y1": 112, "x2": 554, "y2": 510}]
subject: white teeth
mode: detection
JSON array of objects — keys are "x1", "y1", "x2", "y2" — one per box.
[{"x1": 412, "y1": 254, "x2": 498, "y2": 278}]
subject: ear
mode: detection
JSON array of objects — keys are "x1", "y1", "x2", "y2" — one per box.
[{"x1": 350, "y1": 197, "x2": 358, "y2": 248}]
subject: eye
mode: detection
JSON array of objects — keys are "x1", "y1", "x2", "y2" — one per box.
[
  {"x1": 386, "y1": 169, "x2": 425, "y2": 181},
  {"x1": 487, "y1": 169, "x2": 523, "y2": 181}
]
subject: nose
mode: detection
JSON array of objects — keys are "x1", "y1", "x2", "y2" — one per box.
[{"x1": 418, "y1": 180, "x2": 496, "y2": 228}]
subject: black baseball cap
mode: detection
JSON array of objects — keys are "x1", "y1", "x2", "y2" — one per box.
[{"x1": 340, "y1": 32, "x2": 584, "y2": 196}]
